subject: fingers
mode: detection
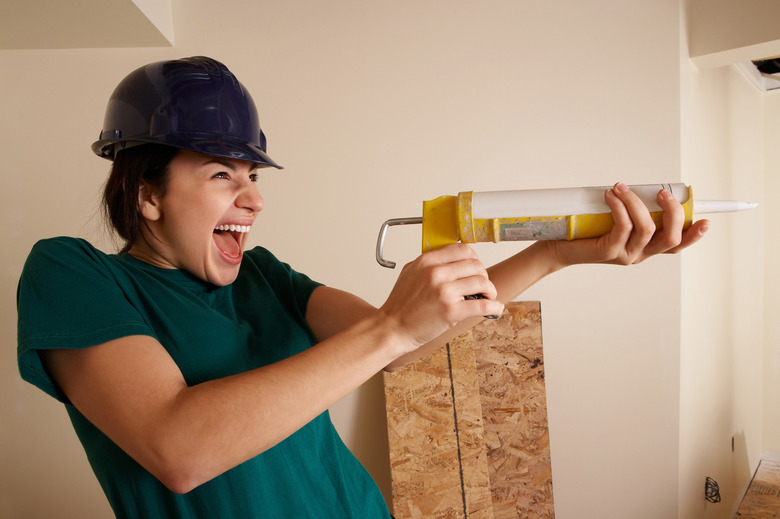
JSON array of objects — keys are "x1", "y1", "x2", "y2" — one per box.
[
  {"x1": 422, "y1": 244, "x2": 499, "y2": 303},
  {"x1": 603, "y1": 186, "x2": 634, "y2": 246},
  {"x1": 384, "y1": 244, "x2": 503, "y2": 346},
  {"x1": 667, "y1": 218, "x2": 710, "y2": 253},
  {"x1": 608, "y1": 183, "x2": 709, "y2": 263},
  {"x1": 604, "y1": 183, "x2": 709, "y2": 265},
  {"x1": 641, "y1": 188, "x2": 684, "y2": 256},
  {"x1": 602, "y1": 183, "x2": 657, "y2": 264}
]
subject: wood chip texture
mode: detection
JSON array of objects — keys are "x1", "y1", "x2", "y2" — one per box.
[
  {"x1": 736, "y1": 459, "x2": 780, "y2": 518},
  {"x1": 385, "y1": 302, "x2": 554, "y2": 518}
]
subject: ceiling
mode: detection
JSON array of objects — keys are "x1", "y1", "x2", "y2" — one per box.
[
  {"x1": 3, "y1": 0, "x2": 779, "y2": 89},
  {"x1": 0, "y1": 0, "x2": 173, "y2": 50}
]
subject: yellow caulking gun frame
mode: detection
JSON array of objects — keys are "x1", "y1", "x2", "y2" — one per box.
[{"x1": 376, "y1": 183, "x2": 755, "y2": 269}]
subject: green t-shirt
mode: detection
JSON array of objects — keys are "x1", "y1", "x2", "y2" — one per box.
[{"x1": 17, "y1": 237, "x2": 390, "y2": 519}]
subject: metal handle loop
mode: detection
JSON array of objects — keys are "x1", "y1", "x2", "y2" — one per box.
[{"x1": 375, "y1": 217, "x2": 423, "y2": 268}]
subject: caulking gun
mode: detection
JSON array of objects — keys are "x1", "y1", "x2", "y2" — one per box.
[{"x1": 375, "y1": 183, "x2": 757, "y2": 269}]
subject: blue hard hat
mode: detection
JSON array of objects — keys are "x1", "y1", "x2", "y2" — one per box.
[{"x1": 92, "y1": 56, "x2": 282, "y2": 169}]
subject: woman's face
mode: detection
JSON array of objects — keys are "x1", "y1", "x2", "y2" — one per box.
[{"x1": 130, "y1": 149, "x2": 264, "y2": 286}]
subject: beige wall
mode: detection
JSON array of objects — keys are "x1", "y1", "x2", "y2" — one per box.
[
  {"x1": 679, "y1": 62, "x2": 768, "y2": 518},
  {"x1": 764, "y1": 94, "x2": 780, "y2": 458},
  {"x1": 2, "y1": 1, "x2": 770, "y2": 518},
  {"x1": 679, "y1": 0, "x2": 780, "y2": 516}
]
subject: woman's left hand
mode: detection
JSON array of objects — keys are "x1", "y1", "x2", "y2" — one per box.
[{"x1": 544, "y1": 182, "x2": 710, "y2": 268}]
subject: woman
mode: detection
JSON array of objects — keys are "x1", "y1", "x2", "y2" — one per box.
[{"x1": 17, "y1": 56, "x2": 708, "y2": 518}]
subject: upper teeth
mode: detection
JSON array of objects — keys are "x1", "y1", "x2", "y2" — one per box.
[{"x1": 215, "y1": 224, "x2": 251, "y2": 233}]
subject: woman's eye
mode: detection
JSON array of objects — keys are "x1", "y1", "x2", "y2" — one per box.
[
  {"x1": 249, "y1": 173, "x2": 259, "y2": 183},
  {"x1": 213, "y1": 172, "x2": 229, "y2": 180}
]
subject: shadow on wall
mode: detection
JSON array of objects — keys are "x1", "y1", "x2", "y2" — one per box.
[
  {"x1": 346, "y1": 373, "x2": 393, "y2": 506},
  {"x1": 683, "y1": 428, "x2": 753, "y2": 519},
  {"x1": 725, "y1": 430, "x2": 753, "y2": 516}
]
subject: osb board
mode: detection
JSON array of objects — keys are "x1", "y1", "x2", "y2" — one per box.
[
  {"x1": 384, "y1": 330, "x2": 494, "y2": 519},
  {"x1": 736, "y1": 459, "x2": 780, "y2": 518},
  {"x1": 385, "y1": 302, "x2": 553, "y2": 519},
  {"x1": 474, "y1": 302, "x2": 553, "y2": 518}
]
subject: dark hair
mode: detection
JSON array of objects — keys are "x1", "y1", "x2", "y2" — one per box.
[{"x1": 102, "y1": 144, "x2": 179, "y2": 254}]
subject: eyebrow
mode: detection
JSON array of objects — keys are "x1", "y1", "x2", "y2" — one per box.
[
  {"x1": 203, "y1": 158, "x2": 237, "y2": 170},
  {"x1": 202, "y1": 158, "x2": 259, "y2": 172}
]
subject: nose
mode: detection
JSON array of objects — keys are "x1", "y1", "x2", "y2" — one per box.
[{"x1": 237, "y1": 184, "x2": 264, "y2": 213}]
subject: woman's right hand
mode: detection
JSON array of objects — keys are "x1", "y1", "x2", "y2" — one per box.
[{"x1": 377, "y1": 243, "x2": 503, "y2": 351}]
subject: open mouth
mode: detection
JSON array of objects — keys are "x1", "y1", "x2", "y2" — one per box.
[{"x1": 213, "y1": 224, "x2": 251, "y2": 261}]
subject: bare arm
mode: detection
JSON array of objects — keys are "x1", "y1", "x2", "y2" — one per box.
[{"x1": 43, "y1": 321, "x2": 401, "y2": 493}]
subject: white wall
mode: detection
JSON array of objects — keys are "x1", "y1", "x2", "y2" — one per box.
[{"x1": 1, "y1": 2, "x2": 721, "y2": 518}]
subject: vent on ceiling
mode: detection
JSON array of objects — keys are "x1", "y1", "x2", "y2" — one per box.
[{"x1": 740, "y1": 56, "x2": 780, "y2": 91}]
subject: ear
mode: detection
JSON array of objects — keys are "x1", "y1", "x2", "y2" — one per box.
[{"x1": 138, "y1": 181, "x2": 163, "y2": 221}]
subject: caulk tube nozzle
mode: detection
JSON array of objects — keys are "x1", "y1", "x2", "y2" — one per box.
[{"x1": 694, "y1": 200, "x2": 758, "y2": 214}]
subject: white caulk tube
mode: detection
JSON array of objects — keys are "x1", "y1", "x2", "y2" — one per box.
[
  {"x1": 471, "y1": 183, "x2": 756, "y2": 219},
  {"x1": 458, "y1": 183, "x2": 756, "y2": 244},
  {"x1": 471, "y1": 183, "x2": 691, "y2": 219}
]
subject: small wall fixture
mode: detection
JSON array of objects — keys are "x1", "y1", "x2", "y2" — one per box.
[{"x1": 705, "y1": 476, "x2": 722, "y2": 504}]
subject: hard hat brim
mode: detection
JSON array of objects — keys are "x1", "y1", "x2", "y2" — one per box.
[{"x1": 92, "y1": 135, "x2": 283, "y2": 169}]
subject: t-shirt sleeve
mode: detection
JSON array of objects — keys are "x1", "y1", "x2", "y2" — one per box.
[
  {"x1": 242, "y1": 246, "x2": 323, "y2": 318},
  {"x1": 289, "y1": 266, "x2": 323, "y2": 314},
  {"x1": 17, "y1": 238, "x2": 155, "y2": 402}
]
